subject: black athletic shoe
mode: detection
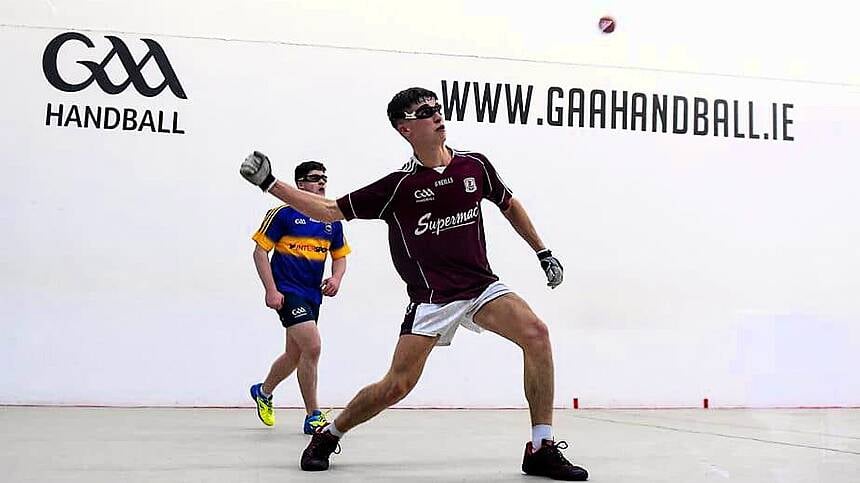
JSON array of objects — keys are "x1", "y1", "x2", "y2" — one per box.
[
  {"x1": 300, "y1": 426, "x2": 341, "y2": 471},
  {"x1": 522, "y1": 439, "x2": 589, "y2": 481}
]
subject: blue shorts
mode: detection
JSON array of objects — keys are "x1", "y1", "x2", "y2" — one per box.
[{"x1": 276, "y1": 292, "x2": 320, "y2": 328}]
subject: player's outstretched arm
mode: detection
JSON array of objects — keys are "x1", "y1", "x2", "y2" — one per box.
[
  {"x1": 240, "y1": 151, "x2": 345, "y2": 222},
  {"x1": 502, "y1": 197, "x2": 564, "y2": 289},
  {"x1": 502, "y1": 197, "x2": 545, "y2": 252}
]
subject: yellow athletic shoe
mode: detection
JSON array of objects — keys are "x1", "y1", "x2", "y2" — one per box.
[{"x1": 250, "y1": 383, "x2": 275, "y2": 426}]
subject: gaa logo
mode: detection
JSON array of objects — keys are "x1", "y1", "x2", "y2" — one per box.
[
  {"x1": 291, "y1": 307, "x2": 308, "y2": 318},
  {"x1": 42, "y1": 32, "x2": 187, "y2": 99},
  {"x1": 414, "y1": 188, "x2": 435, "y2": 202}
]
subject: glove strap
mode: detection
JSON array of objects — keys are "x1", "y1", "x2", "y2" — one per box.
[
  {"x1": 536, "y1": 248, "x2": 552, "y2": 260},
  {"x1": 260, "y1": 174, "x2": 276, "y2": 192}
]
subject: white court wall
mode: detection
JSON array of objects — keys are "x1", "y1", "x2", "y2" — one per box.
[{"x1": 1, "y1": 1, "x2": 858, "y2": 408}]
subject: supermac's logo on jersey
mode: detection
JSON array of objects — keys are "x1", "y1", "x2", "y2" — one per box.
[
  {"x1": 42, "y1": 31, "x2": 187, "y2": 135},
  {"x1": 415, "y1": 207, "x2": 480, "y2": 236}
]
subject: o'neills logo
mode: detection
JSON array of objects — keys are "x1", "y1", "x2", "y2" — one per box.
[
  {"x1": 415, "y1": 207, "x2": 479, "y2": 236},
  {"x1": 42, "y1": 32, "x2": 187, "y2": 134}
]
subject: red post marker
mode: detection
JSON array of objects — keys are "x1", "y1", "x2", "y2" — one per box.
[
  {"x1": 599, "y1": 16, "x2": 616, "y2": 34},
  {"x1": 573, "y1": 398, "x2": 579, "y2": 409},
  {"x1": 703, "y1": 398, "x2": 709, "y2": 409}
]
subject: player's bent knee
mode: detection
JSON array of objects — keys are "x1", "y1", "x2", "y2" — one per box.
[
  {"x1": 521, "y1": 318, "x2": 550, "y2": 349},
  {"x1": 381, "y1": 376, "x2": 417, "y2": 405},
  {"x1": 299, "y1": 342, "x2": 322, "y2": 360}
]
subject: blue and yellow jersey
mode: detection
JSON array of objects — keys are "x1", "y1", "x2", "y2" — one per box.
[{"x1": 252, "y1": 205, "x2": 351, "y2": 305}]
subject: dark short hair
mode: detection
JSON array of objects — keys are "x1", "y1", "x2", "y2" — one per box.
[
  {"x1": 294, "y1": 160, "x2": 326, "y2": 182},
  {"x1": 387, "y1": 87, "x2": 438, "y2": 127}
]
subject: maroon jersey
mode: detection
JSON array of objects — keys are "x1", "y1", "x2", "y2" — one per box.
[{"x1": 336, "y1": 149, "x2": 513, "y2": 304}]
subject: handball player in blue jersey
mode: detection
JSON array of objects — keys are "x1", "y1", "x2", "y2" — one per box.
[
  {"x1": 248, "y1": 161, "x2": 351, "y2": 435},
  {"x1": 240, "y1": 88, "x2": 587, "y2": 480}
]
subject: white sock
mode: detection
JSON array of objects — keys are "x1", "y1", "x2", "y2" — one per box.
[
  {"x1": 324, "y1": 421, "x2": 344, "y2": 438},
  {"x1": 532, "y1": 425, "x2": 553, "y2": 450},
  {"x1": 260, "y1": 386, "x2": 272, "y2": 398}
]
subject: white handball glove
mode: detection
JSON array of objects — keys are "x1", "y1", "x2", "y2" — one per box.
[
  {"x1": 240, "y1": 151, "x2": 277, "y2": 191},
  {"x1": 537, "y1": 248, "x2": 563, "y2": 289}
]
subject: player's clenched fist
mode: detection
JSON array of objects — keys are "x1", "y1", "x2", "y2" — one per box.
[
  {"x1": 240, "y1": 151, "x2": 277, "y2": 191},
  {"x1": 537, "y1": 249, "x2": 563, "y2": 289}
]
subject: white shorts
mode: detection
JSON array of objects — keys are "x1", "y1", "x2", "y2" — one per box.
[{"x1": 399, "y1": 281, "x2": 513, "y2": 346}]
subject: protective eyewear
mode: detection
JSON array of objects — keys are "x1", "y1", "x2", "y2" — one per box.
[
  {"x1": 403, "y1": 103, "x2": 442, "y2": 120},
  {"x1": 300, "y1": 174, "x2": 328, "y2": 183}
]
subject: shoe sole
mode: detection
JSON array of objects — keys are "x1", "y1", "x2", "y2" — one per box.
[{"x1": 523, "y1": 468, "x2": 589, "y2": 481}]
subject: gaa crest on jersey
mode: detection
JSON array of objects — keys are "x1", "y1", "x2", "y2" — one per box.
[
  {"x1": 463, "y1": 177, "x2": 477, "y2": 193},
  {"x1": 324, "y1": 223, "x2": 333, "y2": 234},
  {"x1": 414, "y1": 188, "x2": 435, "y2": 203}
]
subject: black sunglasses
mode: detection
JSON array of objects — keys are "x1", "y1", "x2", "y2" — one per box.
[
  {"x1": 300, "y1": 174, "x2": 327, "y2": 183},
  {"x1": 403, "y1": 103, "x2": 442, "y2": 120}
]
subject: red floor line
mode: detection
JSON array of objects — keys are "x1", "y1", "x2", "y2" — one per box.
[{"x1": 2, "y1": 404, "x2": 858, "y2": 410}]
